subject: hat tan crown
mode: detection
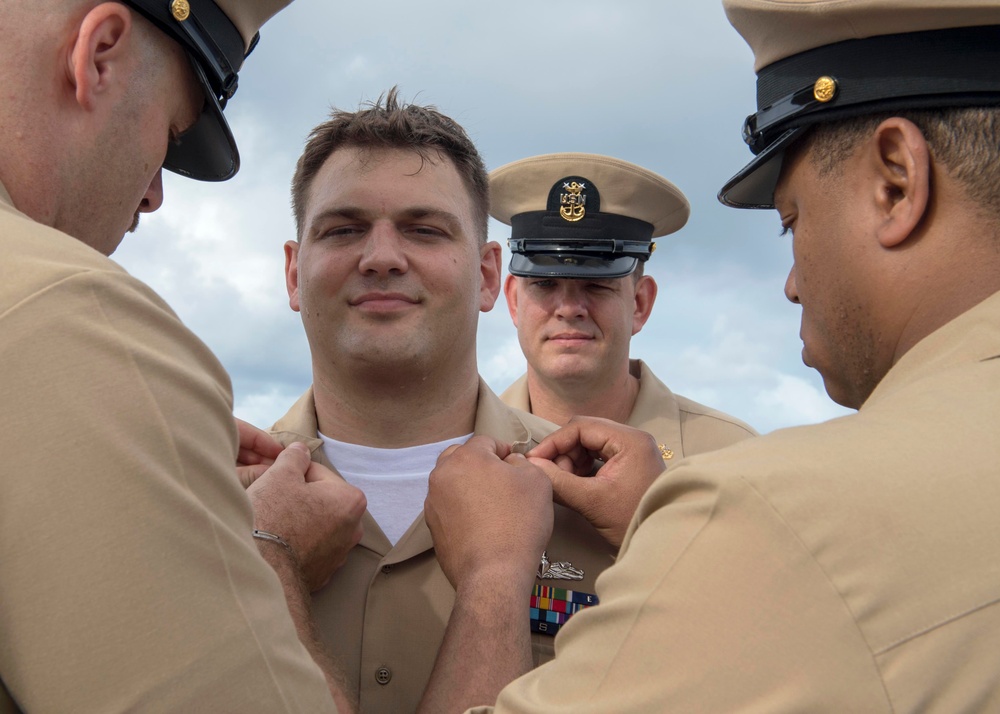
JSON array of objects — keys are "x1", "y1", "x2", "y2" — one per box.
[
  {"x1": 490, "y1": 153, "x2": 689, "y2": 238},
  {"x1": 213, "y1": 0, "x2": 293, "y2": 53},
  {"x1": 724, "y1": 0, "x2": 1000, "y2": 72}
]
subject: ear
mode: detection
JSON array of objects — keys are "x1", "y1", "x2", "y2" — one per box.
[
  {"x1": 503, "y1": 273, "x2": 520, "y2": 326},
  {"x1": 631, "y1": 275, "x2": 657, "y2": 335},
  {"x1": 284, "y1": 240, "x2": 301, "y2": 312},
  {"x1": 69, "y1": 3, "x2": 133, "y2": 111},
  {"x1": 479, "y1": 241, "x2": 503, "y2": 313},
  {"x1": 869, "y1": 117, "x2": 931, "y2": 249}
]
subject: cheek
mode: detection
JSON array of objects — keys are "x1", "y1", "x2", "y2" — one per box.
[
  {"x1": 298, "y1": 258, "x2": 345, "y2": 300},
  {"x1": 592, "y1": 300, "x2": 629, "y2": 335},
  {"x1": 507, "y1": 298, "x2": 545, "y2": 344}
]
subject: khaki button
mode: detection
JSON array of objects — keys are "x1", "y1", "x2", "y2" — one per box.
[
  {"x1": 381, "y1": 564, "x2": 393, "y2": 574},
  {"x1": 375, "y1": 666, "x2": 392, "y2": 685}
]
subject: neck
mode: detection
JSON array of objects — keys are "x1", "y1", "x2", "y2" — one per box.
[
  {"x1": 889, "y1": 208, "x2": 1000, "y2": 368},
  {"x1": 525, "y1": 361, "x2": 640, "y2": 427},
  {"x1": 895, "y1": 265, "x2": 1000, "y2": 363},
  {"x1": 312, "y1": 358, "x2": 481, "y2": 448},
  {"x1": 0, "y1": 9, "x2": 71, "y2": 224}
]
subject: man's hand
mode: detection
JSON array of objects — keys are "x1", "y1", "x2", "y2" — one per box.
[
  {"x1": 249, "y1": 442, "x2": 367, "y2": 592},
  {"x1": 425, "y1": 436, "x2": 553, "y2": 594},
  {"x1": 528, "y1": 417, "x2": 666, "y2": 548},
  {"x1": 236, "y1": 418, "x2": 283, "y2": 488},
  {"x1": 419, "y1": 437, "x2": 552, "y2": 713}
]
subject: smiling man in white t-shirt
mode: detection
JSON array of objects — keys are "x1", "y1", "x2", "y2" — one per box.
[{"x1": 264, "y1": 89, "x2": 634, "y2": 714}]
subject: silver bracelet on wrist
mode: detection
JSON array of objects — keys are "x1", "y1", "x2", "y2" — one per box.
[{"x1": 252, "y1": 529, "x2": 295, "y2": 555}]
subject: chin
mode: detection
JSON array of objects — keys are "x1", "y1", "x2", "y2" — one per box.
[
  {"x1": 818, "y1": 374, "x2": 862, "y2": 411},
  {"x1": 543, "y1": 361, "x2": 594, "y2": 382}
]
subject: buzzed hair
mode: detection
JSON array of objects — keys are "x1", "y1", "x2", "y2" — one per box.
[
  {"x1": 291, "y1": 87, "x2": 489, "y2": 241},
  {"x1": 805, "y1": 107, "x2": 1000, "y2": 222}
]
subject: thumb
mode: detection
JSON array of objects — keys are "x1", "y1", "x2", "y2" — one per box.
[
  {"x1": 267, "y1": 442, "x2": 312, "y2": 483},
  {"x1": 529, "y1": 456, "x2": 590, "y2": 511}
]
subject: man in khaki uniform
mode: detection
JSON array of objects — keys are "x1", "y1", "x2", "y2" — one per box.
[
  {"x1": 494, "y1": 153, "x2": 757, "y2": 457},
  {"x1": 418, "y1": 1, "x2": 1000, "y2": 712},
  {"x1": 267, "y1": 92, "x2": 628, "y2": 713},
  {"x1": 0, "y1": 2, "x2": 360, "y2": 711}
]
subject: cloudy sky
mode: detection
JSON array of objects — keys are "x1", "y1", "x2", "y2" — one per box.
[{"x1": 113, "y1": 0, "x2": 853, "y2": 435}]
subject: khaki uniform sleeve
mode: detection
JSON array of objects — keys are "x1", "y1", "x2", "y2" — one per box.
[
  {"x1": 0, "y1": 271, "x2": 336, "y2": 713},
  {"x1": 471, "y1": 465, "x2": 891, "y2": 713}
]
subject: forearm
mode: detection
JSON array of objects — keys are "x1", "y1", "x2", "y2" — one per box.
[
  {"x1": 418, "y1": 568, "x2": 534, "y2": 714},
  {"x1": 257, "y1": 541, "x2": 356, "y2": 714}
]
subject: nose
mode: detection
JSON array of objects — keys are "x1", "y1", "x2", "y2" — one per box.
[
  {"x1": 553, "y1": 282, "x2": 588, "y2": 320},
  {"x1": 784, "y1": 264, "x2": 801, "y2": 304},
  {"x1": 358, "y1": 221, "x2": 408, "y2": 276},
  {"x1": 139, "y1": 169, "x2": 164, "y2": 214}
]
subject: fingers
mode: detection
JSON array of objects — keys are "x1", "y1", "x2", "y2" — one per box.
[
  {"x1": 304, "y1": 458, "x2": 338, "y2": 484},
  {"x1": 254, "y1": 442, "x2": 311, "y2": 489},
  {"x1": 236, "y1": 418, "x2": 284, "y2": 464},
  {"x1": 528, "y1": 456, "x2": 586, "y2": 511},
  {"x1": 237, "y1": 463, "x2": 270, "y2": 489},
  {"x1": 435, "y1": 435, "x2": 511, "y2": 467},
  {"x1": 502, "y1": 451, "x2": 527, "y2": 466},
  {"x1": 528, "y1": 417, "x2": 646, "y2": 466},
  {"x1": 553, "y1": 454, "x2": 576, "y2": 472}
]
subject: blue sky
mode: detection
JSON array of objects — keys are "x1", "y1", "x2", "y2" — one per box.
[{"x1": 113, "y1": 0, "x2": 853, "y2": 434}]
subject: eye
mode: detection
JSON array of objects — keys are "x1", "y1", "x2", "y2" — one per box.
[
  {"x1": 406, "y1": 224, "x2": 448, "y2": 239},
  {"x1": 779, "y1": 216, "x2": 796, "y2": 238},
  {"x1": 317, "y1": 225, "x2": 364, "y2": 241},
  {"x1": 530, "y1": 279, "x2": 556, "y2": 289}
]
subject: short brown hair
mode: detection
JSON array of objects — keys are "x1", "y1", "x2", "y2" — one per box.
[
  {"x1": 291, "y1": 87, "x2": 489, "y2": 241},
  {"x1": 805, "y1": 107, "x2": 1000, "y2": 221}
]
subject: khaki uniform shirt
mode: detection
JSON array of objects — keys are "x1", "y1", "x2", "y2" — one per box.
[
  {"x1": 271, "y1": 382, "x2": 616, "y2": 713},
  {"x1": 501, "y1": 358, "x2": 757, "y2": 458},
  {"x1": 474, "y1": 290, "x2": 1000, "y2": 712},
  {"x1": 0, "y1": 182, "x2": 334, "y2": 713}
]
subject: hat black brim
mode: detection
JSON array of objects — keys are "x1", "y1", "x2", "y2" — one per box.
[
  {"x1": 163, "y1": 57, "x2": 240, "y2": 182},
  {"x1": 509, "y1": 253, "x2": 639, "y2": 279},
  {"x1": 717, "y1": 127, "x2": 805, "y2": 210}
]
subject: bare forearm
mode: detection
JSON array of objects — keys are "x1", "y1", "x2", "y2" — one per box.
[
  {"x1": 257, "y1": 541, "x2": 356, "y2": 714},
  {"x1": 418, "y1": 569, "x2": 534, "y2": 714}
]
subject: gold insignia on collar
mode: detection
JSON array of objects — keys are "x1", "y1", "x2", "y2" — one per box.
[
  {"x1": 658, "y1": 443, "x2": 674, "y2": 461},
  {"x1": 171, "y1": 0, "x2": 191, "y2": 22},
  {"x1": 813, "y1": 76, "x2": 837, "y2": 103},
  {"x1": 559, "y1": 181, "x2": 587, "y2": 222}
]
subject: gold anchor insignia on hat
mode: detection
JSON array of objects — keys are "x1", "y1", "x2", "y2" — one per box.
[
  {"x1": 170, "y1": 0, "x2": 191, "y2": 21},
  {"x1": 537, "y1": 550, "x2": 584, "y2": 581},
  {"x1": 813, "y1": 76, "x2": 837, "y2": 103},
  {"x1": 559, "y1": 181, "x2": 587, "y2": 222}
]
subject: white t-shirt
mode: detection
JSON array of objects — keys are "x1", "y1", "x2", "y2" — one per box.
[{"x1": 318, "y1": 432, "x2": 473, "y2": 545}]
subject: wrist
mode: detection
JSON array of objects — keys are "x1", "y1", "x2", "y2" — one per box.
[
  {"x1": 455, "y1": 561, "x2": 536, "y2": 601},
  {"x1": 252, "y1": 528, "x2": 302, "y2": 572},
  {"x1": 252, "y1": 528, "x2": 295, "y2": 553}
]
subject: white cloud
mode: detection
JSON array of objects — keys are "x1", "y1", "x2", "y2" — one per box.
[
  {"x1": 343, "y1": 55, "x2": 376, "y2": 79},
  {"x1": 757, "y1": 374, "x2": 849, "y2": 426}
]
